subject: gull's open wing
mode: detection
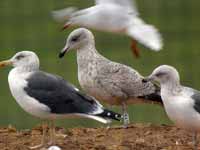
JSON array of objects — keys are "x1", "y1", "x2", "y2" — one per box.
[{"x1": 95, "y1": 0, "x2": 138, "y2": 14}]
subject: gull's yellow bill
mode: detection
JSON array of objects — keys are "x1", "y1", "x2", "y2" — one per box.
[{"x1": 0, "y1": 60, "x2": 12, "y2": 68}]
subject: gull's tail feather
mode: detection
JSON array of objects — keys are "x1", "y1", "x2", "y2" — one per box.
[
  {"x1": 96, "y1": 109, "x2": 122, "y2": 121},
  {"x1": 127, "y1": 17, "x2": 163, "y2": 51},
  {"x1": 52, "y1": 7, "x2": 77, "y2": 23},
  {"x1": 81, "y1": 114, "x2": 110, "y2": 124}
]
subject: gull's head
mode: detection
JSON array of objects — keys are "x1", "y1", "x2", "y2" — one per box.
[
  {"x1": 0, "y1": 51, "x2": 40, "y2": 71},
  {"x1": 143, "y1": 65, "x2": 180, "y2": 85},
  {"x1": 59, "y1": 28, "x2": 95, "y2": 58}
]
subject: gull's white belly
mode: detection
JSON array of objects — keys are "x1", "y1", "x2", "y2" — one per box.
[{"x1": 162, "y1": 94, "x2": 200, "y2": 131}]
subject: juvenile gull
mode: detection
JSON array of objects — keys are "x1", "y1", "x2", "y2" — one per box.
[
  {"x1": 52, "y1": 0, "x2": 163, "y2": 57},
  {"x1": 59, "y1": 28, "x2": 162, "y2": 127},
  {"x1": 0, "y1": 51, "x2": 121, "y2": 149},
  {"x1": 143, "y1": 65, "x2": 200, "y2": 150}
]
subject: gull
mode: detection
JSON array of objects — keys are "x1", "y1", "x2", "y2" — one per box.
[
  {"x1": 143, "y1": 65, "x2": 200, "y2": 150},
  {"x1": 0, "y1": 51, "x2": 121, "y2": 149},
  {"x1": 52, "y1": 0, "x2": 163, "y2": 57},
  {"x1": 58, "y1": 28, "x2": 162, "y2": 128}
]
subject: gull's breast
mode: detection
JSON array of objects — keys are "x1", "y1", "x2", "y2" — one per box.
[
  {"x1": 163, "y1": 94, "x2": 200, "y2": 131},
  {"x1": 8, "y1": 69, "x2": 50, "y2": 119}
]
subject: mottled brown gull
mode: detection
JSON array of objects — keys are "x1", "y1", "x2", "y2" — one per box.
[{"x1": 59, "y1": 28, "x2": 162, "y2": 127}]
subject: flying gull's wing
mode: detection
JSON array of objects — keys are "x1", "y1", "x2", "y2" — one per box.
[{"x1": 95, "y1": 0, "x2": 138, "y2": 14}]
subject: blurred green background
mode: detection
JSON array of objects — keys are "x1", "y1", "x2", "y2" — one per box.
[{"x1": 0, "y1": 0, "x2": 199, "y2": 129}]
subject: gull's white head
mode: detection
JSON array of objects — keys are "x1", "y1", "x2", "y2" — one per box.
[
  {"x1": 59, "y1": 28, "x2": 95, "y2": 58},
  {"x1": 0, "y1": 51, "x2": 40, "y2": 71},
  {"x1": 143, "y1": 65, "x2": 180, "y2": 85}
]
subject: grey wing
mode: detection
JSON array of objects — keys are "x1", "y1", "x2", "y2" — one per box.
[
  {"x1": 189, "y1": 87, "x2": 200, "y2": 114},
  {"x1": 24, "y1": 71, "x2": 103, "y2": 115},
  {"x1": 96, "y1": 62, "x2": 157, "y2": 99},
  {"x1": 95, "y1": 0, "x2": 138, "y2": 14}
]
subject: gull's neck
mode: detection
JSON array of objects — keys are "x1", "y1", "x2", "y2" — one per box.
[
  {"x1": 161, "y1": 80, "x2": 182, "y2": 96},
  {"x1": 14, "y1": 65, "x2": 39, "y2": 74},
  {"x1": 9, "y1": 65, "x2": 39, "y2": 86},
  {"x1": 77, "y1": 42, "x2": 99, "y2": 57},
  {"x1": 76, "y1": 42, "x2": 104, "y2": 69}
]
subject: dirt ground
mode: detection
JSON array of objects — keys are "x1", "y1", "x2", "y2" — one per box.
[{"x1": 0, "y1": 123, "x2": 198, "y2": 150}]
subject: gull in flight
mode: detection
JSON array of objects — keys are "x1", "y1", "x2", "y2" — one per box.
[{"x1": 52, "y1": 0, "x2": 163, "y2": 57}]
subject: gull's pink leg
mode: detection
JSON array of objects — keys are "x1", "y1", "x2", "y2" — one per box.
[
  {"x1": 131, "y1": 39, "x2": 140, "y2": 58},
  {"x1": 61, "y1": 23, "x2": 71, "y2": 31}
]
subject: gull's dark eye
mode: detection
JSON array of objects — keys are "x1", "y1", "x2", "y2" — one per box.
[
  {"x1": 155, "y1": 72, "x2": 166, "y2": 77},
  {"x1": 16, "y1": 54, "x2": 25, "y2": 60},
  {"x1": 71, "y1": 35, "x2": 81, "y2": 42}
]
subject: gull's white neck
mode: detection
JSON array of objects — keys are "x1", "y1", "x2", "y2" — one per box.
[
  {"x1": 13, "y1": 64, "x2": 39, "y2": 73},
  {"x1": 161, "y1": 80, "x2": 182, "y2": 96},
  {"x1": 8, "y1": 66, "x2": 39, "y2": 84}
]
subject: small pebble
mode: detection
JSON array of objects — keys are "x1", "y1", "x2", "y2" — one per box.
[{"x1": 48, "y1": 146, "x2": 61, "y2": 150}]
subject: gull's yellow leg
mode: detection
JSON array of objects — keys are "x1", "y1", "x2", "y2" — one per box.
[
  {"x1": 29, "y1": 122, "x2": 48, "y2": 149},
  {"x1": 48, "y1": 120, "x2": 56, "y2": 146},
  {"x1": 193, "y1": 132, "x2": 198, "y2": 150}
]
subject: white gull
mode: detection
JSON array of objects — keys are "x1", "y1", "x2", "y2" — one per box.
[
  {"x1": 0, "y1": 51, "x2": 121, "y2": 149},
  {"x1": 52, "y1": 0, "x2": 163, "y2": 57},
  {"x1": 143, "y1": 65, "x2": 200, "y2": 150}
]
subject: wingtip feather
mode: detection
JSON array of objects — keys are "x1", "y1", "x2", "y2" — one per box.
[
  {"x1": 52, "y1": 7, "x2": 77, "y2": 23},
  {"x1": 127, "y1": 18, "x2": 163, "y2": 51}
]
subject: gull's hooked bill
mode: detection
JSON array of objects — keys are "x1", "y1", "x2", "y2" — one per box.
[
  {"x1": 59, "y1": 46, "x2": 69, "y2": 58},
  {"x1": 142, "y1": 77, "x2": 152, "y2": 83}
]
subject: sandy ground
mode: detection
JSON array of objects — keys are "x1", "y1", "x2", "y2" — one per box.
[{"x1": 0, "y1": 123, "x2": 198, "y2": 150}]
